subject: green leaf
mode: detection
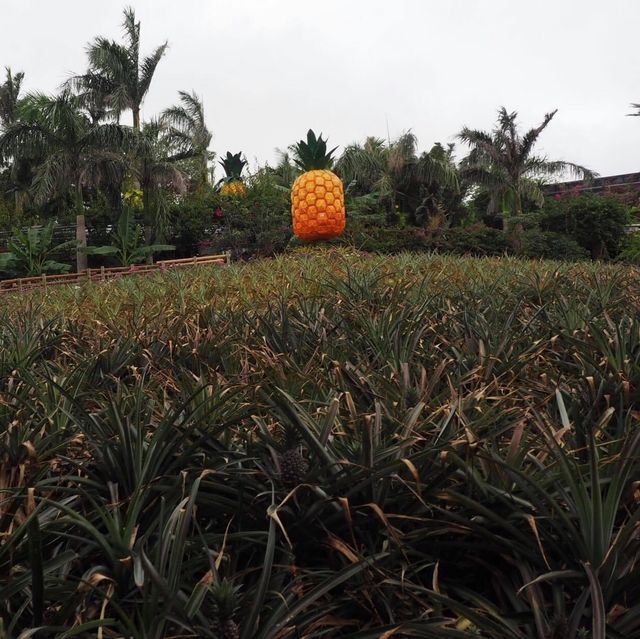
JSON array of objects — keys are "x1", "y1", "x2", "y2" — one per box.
[{"x1": 26, "y1": 515, "x2": 44, "y2": 627}]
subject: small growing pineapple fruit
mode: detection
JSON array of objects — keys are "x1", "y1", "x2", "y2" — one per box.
[
  {"x1": 279, "y1": 447, "x2": 308, "y2": 488},
  {"x1": 220, "y1": 618, "x2": 240, "y2": 639},
  {"x1": 219, "y1": 152, "x2": 247, "y2": 197},
  {"x1": 211, "y1": 579, "x2": 240, "y2": 639},
  {"x1": 291, "y1": 130, "x2": 345, "y2": 241}
]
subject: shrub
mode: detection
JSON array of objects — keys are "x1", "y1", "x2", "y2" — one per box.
[
  {"x1": 169, "y1": 177, "x2": 291, "y2": 258},
  {"x1": 521, "y1": 229, "x2": 588, "y2": 261},
  {"x1": 168, "y1": 189, "x2": 224, "y2": 257},
  {"x1": 616, "y1": 232, "x2": 640, "y2": 265},
  {"x1": 539, "y1": 194, "x2": 630, "y2": 258},
  {"x1": 439, "y1": 224, "x2": 511, "y2": 256},
  {"x1": 339, "y1": 225, "x2": 431, "y2": 253}
]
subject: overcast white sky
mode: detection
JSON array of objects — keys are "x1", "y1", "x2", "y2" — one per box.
[{"x1": 2, "y1": 0, "x2": 639, "y2": 177}]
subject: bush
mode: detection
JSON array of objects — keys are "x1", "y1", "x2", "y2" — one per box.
[
  {"x1": 521, "y1": 229, "x2": 588, "y2": 261},
  {"x1": 169, "y1": 177, "x2": 291, "y2": 259},
  {"x1": 616, "y1": 232, "x2": 640, "y2": 265},
  {"x1": 168, "y1": 189, "x2": 224, "y2": 257},
  {"x1": 438, "y1": 224, "x2": 511, "y2": 256},
  {"x1": 539, "y1": 194, "x2": 630, "y2": 258},
  {"x1": 288, "y1": 223, "x2": 514, "y2": 258},
  {"x1": 339, "y1": 225, "x2": 431, "y2": 254}
]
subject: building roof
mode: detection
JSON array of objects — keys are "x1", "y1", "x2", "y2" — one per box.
[{"x1": 544, "y1": 172, "x2": 640, "y2": 196}]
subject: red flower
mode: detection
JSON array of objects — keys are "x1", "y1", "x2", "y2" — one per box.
[{"x1": 214, "y1": 207, "x2": 223, "y2": 218}]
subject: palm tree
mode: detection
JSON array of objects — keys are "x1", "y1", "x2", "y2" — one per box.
[
  {"x1": 69, "y1": 71, "x2": 117, "y2": 125},
  {"x1": 0, "y1": 67, "x2": 30, "y2": 216},
  {"x1": 161, "y1": 91, "x2": 213, "y2": 188},
  {"x1": 265, "y1": 148, "x2": 299, "y2": 189},
  {"x1": 458, "y1": 108, "x2": 596, "y2": 217},
  {"x1": 337, "y1": 136, "x2": 388, "y2": 195},
  {"x1": 0, "y1": 91, "x2": 133, "y2": 215},
  {"x1": 336, "y1": 132, "x2": 460, "y2": 226},
  {"x1": 136, "y1": 119, "x2": 188, "y2": 240},
  {"x1": 0, "y1": 67, "x2": 24, "y2": 128},
  {"x1": 76, "y1": 6, "x2": 167, "y2": 130}
]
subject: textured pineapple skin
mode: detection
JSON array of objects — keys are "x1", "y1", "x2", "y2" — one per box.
[
  {"x1": 221, "y1": 181, "x2": 247, "y2": 197},
  {"x1": 279, "y1": 448, "x2": 308, "y2": 488},
  {"x1": 291, "y1": 169, "x2": 345, "y2": 241}
]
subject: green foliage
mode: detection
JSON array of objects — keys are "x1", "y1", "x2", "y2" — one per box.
[
  {"x1": 459, "y1": 107, "x2": 596, "y2": 216},
  {"x1": 168, "y1": 188, "x2": 221, "y2": 257},
  {"x1": 0, "y1": 192, "x2": 15, "y2": 231},
  {"x1": 161, "y1": 90, "x2": 213, "y2": 188},
  {"x1": 344, "y1": 190, "x2": 386, "y2": 226},
  {"x1": 521, "y1": 229, "x2": 589, "y2": 260},
  {"x1": 0, "y1": 220, "x2": 76, "y2": 275},
  {"x1": 339, "y1": 224, "x2": 430, "y2": 253},
  {"x1": 84, "y1": 207, "x2": 174, "y2": 266},
  {"x1": 336, "y1": 135, "x2": 462, "y2": 227},
  {"x1": 0, "y1": 67, "x2": 24, "y2": 128},
  {"x1": 167, "y1": 174, "x2": 291, "y2": 260},
  {"x1": 263, "y1": 149, "x2": 299, "y2": 189},
  {"x1": 439, "y1": 223, "x2": 511, "y2": 256},
  {"x1": 539, "y1": 194, "x2": 630, "y2": 258},
  {"x1": 616, "y1": 231, "x2": 640, "y2": 264}
]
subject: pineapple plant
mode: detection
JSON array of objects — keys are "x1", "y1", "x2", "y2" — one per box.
[
  {"x1": 211, "y1": 580, "x2": 241, "y2": 639},
  {"x1": 219, "y1": 152, "x2": 247, "y2": 197},
  {"x1": 291, "y1": 130, "x2": 345, "y2": 241}
]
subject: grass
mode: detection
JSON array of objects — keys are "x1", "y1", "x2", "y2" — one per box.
[{"x1": 1, "y1": 247, "x2": 640, "y2": 638}]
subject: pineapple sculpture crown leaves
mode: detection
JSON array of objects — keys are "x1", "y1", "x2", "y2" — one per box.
[
  {"x1": 219, "y1": 151, "x2": 247, "y2": 182},
  {"x1": 293, "y1": 129, "x2": 338, "y2": 171}
]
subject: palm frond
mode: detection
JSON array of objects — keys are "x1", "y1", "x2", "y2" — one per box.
[
  {"x1": 0, "y1": 67, "x2": 25, "y2": 127},
  {"x1": 122, "y1": 6, "x2": 141, "y2": 66},
  {"x1": 139, "y1": 43, "x2": 169, "y2": 100},
  {"x1": 519, "y1": 109, "x2": 558, "y2": 161},
  {"x1": 30, "y1": 152, "x2": 68, "y2": 204}
]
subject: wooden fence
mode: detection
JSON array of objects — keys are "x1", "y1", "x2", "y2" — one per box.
[{"x1": 0, "y1": 252, "x2": 230, "y2": 295}]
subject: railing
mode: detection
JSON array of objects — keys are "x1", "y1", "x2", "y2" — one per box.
[{"x1": 0, "y1": 252, "x2": 230, "y2": 295}]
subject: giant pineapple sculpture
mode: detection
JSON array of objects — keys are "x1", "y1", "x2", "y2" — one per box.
[
  {"x1": 219, "y1": 152, "x2": 247, "y2": 197},
  {"x1": 291, "y1": 130, "x2": 345, "y2": 241}
]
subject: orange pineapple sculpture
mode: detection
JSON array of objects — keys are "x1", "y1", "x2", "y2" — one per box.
[{"x1": 291, "y1": 130, "x2": 345, "y2": 241}]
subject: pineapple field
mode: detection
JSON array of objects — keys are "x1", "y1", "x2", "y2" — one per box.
[{"x1": 1, "y1": 248, "x2": 640, "y2": 638}]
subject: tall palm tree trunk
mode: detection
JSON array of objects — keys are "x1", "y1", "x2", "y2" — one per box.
[
  {"x1": 75, "y1": 181, "x2": 84, "y2": 215},
  {"x1": 513, "y1": 189, "x2": 523, "y2": 216},
  {"x1": 14, "y1": 191, "x2": 23, "y2": 216},
  {"x1": 508, "y1": 187, "x2": 524, "y2": 251}
]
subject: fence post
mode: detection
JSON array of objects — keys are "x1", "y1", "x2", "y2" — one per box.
[
  {"x1": 76, "y1": 214, "x2": 87, "y2": 273},
  {"x1": 225, "y1": 250, "x2": 231, "y2": 265}
]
